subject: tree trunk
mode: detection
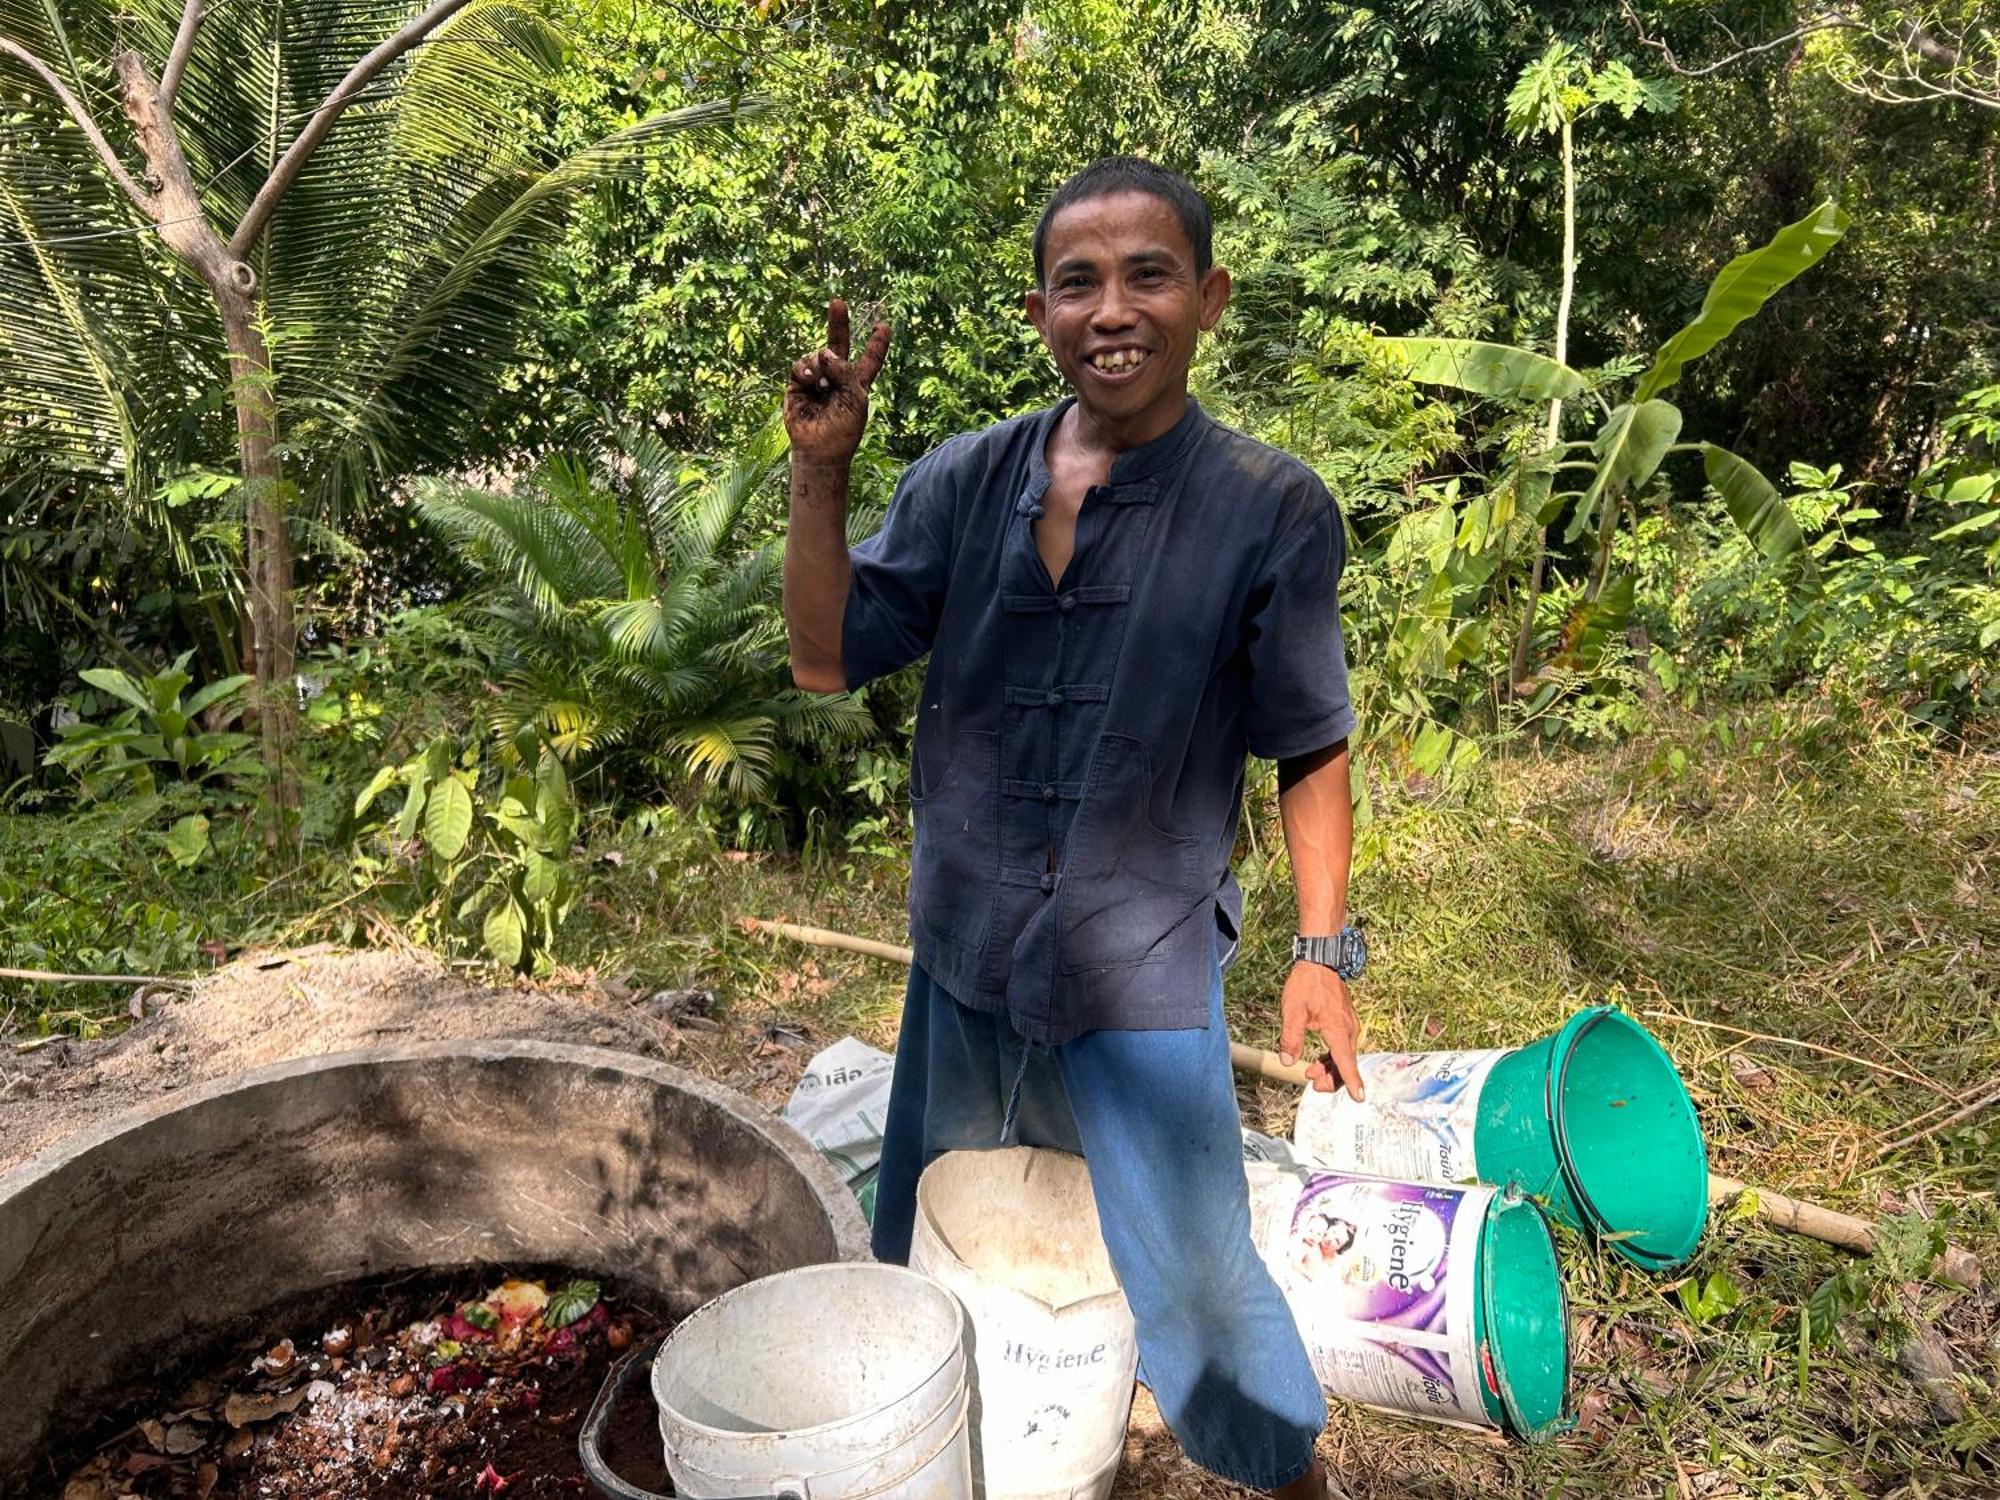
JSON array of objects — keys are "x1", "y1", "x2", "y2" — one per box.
[
  {"x1": 217, "y1": 284, "x2": 300, "y2": 822},
  {"x1": 114, "y1": 48, "x2": 300, "y2": 828},
  {"x1": 1508, "y1": 117, "x2": 1577, "y2": 694}
]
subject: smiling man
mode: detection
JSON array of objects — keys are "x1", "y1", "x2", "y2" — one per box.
[{"x1": 783, "y1": 157, "x2": 1363, "y2": 1498}]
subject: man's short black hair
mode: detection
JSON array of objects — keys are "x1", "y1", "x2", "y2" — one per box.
[{"x1": 1032, "y1": 156, "x2": 1213, "y2": 286}]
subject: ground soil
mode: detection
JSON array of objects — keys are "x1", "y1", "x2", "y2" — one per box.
[
  {"x1": 0, "y1": 947, "x2": 690, "y2": 1173},
  {"x1": 56, "y1": 1269, "x2": 671, "y2": 1500}
]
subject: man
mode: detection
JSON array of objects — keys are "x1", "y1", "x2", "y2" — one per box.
[{"x1": 782, "y1": 156, "x2": 1364, "y2": 1498}]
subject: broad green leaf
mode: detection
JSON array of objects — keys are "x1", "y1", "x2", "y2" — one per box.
[
  {"x1": 422, "y1": 737, "x2": 453, "y2": 787},
  {"x1": 163, "y1": 815, "x2": 210, "y2": 869},
  {"x1": 484, "y1": 898, "x2": 525, "y2": 968},
  {"x1": 1565, "y1": 401, "x2": 1682, "y2": 542},
  {"x1": 1932, "y1": 506, "x2": 2000, "y2": 540},
  {"x1": 353, "y1": 765, "x2": 400, "y2": 818},
  {"x1": 424, "y1": 775, "x2": 474, "y2": 861},
  {"x1": 1377, "y1": 338, "x2": 1584, "y2": 402},
  {"x1": 148, "y1": 668, "x2": 191, "y2": 717},
  {"x1": 394, "y1": 777, "x2": 430, "y2": 842},
  {"x1": 521, "y1": 848, "x2": 559, "y2": 905},
  {"x1": 1703, "y1": 445, "x2": 1814, "y2": 575},
  {"x1": 1677, "y1": 1270, "x2": 1742, "y2": 1324},
  {"x1": 1636, "y1": 201, "x2": 1850, "y2": 401},
  {"x1": 78, "y1": 668, "x2": 156, "y2": 717},
  {"x1": 184, "y1": 674, "x2": 254, "y2": 718}
]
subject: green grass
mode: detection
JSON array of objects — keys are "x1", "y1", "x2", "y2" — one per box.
[{"x1": 4, "y1": 702, "x2": 1996, "y2": 1493}]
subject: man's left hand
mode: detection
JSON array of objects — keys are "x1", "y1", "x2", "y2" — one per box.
[{"x1": 1278, "y1": 962, "x2": 1364, "y2": 1100}]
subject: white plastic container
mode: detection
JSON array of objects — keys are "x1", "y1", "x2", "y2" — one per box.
[
  {"x1": 651, "y1": 1263, "x2": 973, "y2": 1499},
  {"x1": 1244, "y1": 1162, "x2": 1570, "y2": 1440},
  {"x1": 1293, "y1": 1047, "x2": 1506, "y2": 1185},
  {"x1": 910, "y1": 1148, "x2": 1138, "y2": 1500}
]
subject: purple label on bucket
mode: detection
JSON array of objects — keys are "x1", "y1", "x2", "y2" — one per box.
[{"x1": 1260, "y1": 1171, "x2": 1491, "y2": 1426}]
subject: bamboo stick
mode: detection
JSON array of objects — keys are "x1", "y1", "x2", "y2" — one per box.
[{"x1": 0, "y1": 966, "x2": 191, "y2": 986}]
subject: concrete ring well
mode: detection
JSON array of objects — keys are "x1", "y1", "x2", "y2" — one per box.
[{"x1": 0, "y1": 1039, "x2": 870, "y2": 1494}]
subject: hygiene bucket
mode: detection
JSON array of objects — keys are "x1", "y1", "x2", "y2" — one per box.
[
  {"x1": 910, "y1": 1148, "x2": 1138, "y2": 1500},
  {"x1": 650, "y1": 1263, "x2": 973, "y2": 1499},
  {"x1": 1292, "y1": 1006, "x2": 1708, "y2": 1269},
  {"x1": 1246, "y1": 1164, "x2": 1569, "y2": 1439}
]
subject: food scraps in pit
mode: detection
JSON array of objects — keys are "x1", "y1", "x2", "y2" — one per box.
[{"x1": 59, "y1": 1273, "x2": 653, "y2": 1500}]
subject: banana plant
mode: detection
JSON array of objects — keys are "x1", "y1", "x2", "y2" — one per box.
[{"x1": 1378, "y1": 197, "x2": 1850, "y2": 687}]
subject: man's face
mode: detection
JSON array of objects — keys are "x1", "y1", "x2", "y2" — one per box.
[{"x1": 1026, "y1": 190, "x2": 1230, "y2": 430}]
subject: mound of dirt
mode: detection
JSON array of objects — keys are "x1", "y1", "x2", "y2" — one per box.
[{"x1": 0, "y1": 948, "x2": 674, "y2": 1173}]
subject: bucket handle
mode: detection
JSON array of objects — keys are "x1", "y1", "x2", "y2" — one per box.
[{"x1": 578, "y1": 1336, "x2": 807, "y2": 1500}]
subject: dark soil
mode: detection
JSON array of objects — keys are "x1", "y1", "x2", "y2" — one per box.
[{"x1": 57, "y1": 1268, "x2": 675, "y2": 1500}]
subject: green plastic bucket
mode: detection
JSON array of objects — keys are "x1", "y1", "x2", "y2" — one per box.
[
  {"x1": 1470, "y1": 1188, "x2": 1570, "y2": 1438},
  {"x1": 1244, "y1": 1167, "x2": 1570, "y2": 1440},
  {"x1": 1292, "y1": 1006, "x2": 1708, "y2": 1269},
  {"x1": 1475, "y1": 1007, "x2": 1708, "y2": 1268}
]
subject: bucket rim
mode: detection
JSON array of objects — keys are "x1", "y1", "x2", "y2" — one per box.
[
  {"x1": 650, "y1": 1263, "x2": 968, "y2": 1445},
  {"x1": 1477, "y1": 1188, "x2": 1572, "y2": 1441},
  {"x1": 913, "y1": 1155, "x2": 1127, "y2": 1317},
  {"x1": 1543, "y1": 1005, "x2": 1709, "y2": 1268}
]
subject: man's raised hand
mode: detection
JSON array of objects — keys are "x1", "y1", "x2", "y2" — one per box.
[{"x1": 784, "y1": 297, "x2": 892, "y2": 464}]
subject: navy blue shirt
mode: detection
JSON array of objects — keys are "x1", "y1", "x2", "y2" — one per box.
[{"x1": 843, "y1": 397, "x2": 1354, "y2": 1046}]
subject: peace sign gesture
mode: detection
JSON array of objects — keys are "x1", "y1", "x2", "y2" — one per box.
[{"x1": 784, "y1": 297, "x2": 892, "y2": 463}]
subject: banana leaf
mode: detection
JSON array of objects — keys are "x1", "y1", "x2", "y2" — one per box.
[
  {"x1": 1635, "y1": 201, "x2": 1849, "y2": 402},
  {"x1": 1378, "y1": 338, "x2": 1584, "y2": 402}
]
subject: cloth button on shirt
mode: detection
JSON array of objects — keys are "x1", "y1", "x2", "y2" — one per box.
[{"x1": 842, "y1": 398, "x2": 1355, "y2": 1046}]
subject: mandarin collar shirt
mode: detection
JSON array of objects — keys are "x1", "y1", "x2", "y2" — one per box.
[{"x1": 841, "y1": 397, "x2": 1354, "y2": 1046}]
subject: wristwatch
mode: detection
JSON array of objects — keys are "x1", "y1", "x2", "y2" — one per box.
[{"x1": 1292, "y1": 923, "x2": 1367, "y2": 981}]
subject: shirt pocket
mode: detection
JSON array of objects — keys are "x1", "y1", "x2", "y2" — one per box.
[
  {"x1": 909, "y1": 729, "x2": 1000, "y2": 955},
  {"x1": 1059, "y1": 732, "x2": 1203, "y2": 974}
]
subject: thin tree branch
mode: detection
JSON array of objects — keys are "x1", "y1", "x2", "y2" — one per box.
[
  {"x1": 1620, "y1": 0, "x2": 2000, "y2": 110},
  {"x1": 158, "y1": 0, "x2": 206, "y2": 112},
  {"x1": 0, "y1": 965, "x2": 192, "y2": 985},
  {"x1": 1878, "y1": 1077, "x2": 2000, "y2": 1156},
  {"x1": 227, "y1": 0, "x2": 477, "y2": 256},
  {"x1": 0, "y1": 36, "x2": 151, "y2": 208},
  {"x1": 1619, "y1": 0, "x2": 1864, "y2": 78}
]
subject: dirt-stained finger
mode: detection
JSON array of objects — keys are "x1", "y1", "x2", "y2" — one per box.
[
  {"x1": 827, "y1": 298, "x2": 851, "y2": 362},
  {"x1": 1328, "y1": 1028, "x2": 1365, "y2": 1102},
  {"x1": 791, "y1": 356, "x2": 818, "y2": 388},
  {"x1": 854, "y1": 321, "x2": 892, "y2": 389}
]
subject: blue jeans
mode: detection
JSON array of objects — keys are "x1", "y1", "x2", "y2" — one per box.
[{"x1": 872, "y1": 959, "x2": 1326, "y2": 1491}]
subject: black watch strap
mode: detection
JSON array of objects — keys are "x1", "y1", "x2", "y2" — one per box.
[{"x1": 1292, "y1": 923, "x2": 1367, "y2": 980}]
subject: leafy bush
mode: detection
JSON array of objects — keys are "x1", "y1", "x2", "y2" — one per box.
[
  {"x1": 1637, "y1": 384, "x2": 2000, "y2": 729},
  {"x1": 349, "y1": 729, "x2": 580, "y2": 971},
  {"x1": 414, "y1": 417, "x2": 872, "y2": 807},
  {"x1": 42, "y1": 654, "x2": 256, "y2": 800}
]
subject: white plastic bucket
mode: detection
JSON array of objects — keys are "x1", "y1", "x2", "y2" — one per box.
[
  {"x1": 910, "y1": 1148, "x2": 1137, "y2": 1500},
  {"x1": 650, "y1": 1263, "x2": 973, "y2": 1499},
  {"x1": 1245, "y1": 1163, "x2": 1570, "y2": 1440}
]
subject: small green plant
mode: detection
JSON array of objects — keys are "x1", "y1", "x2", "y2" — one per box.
[
  {"x1": 43, "y1": 654, "x2": 257, "y2": 799},
  {"x1": 350, "y1": 728, "x2": 580, "y2": 971},
  {"x1": 1677, "y1": 1270, "x2": 1743, "y2": 1325}
]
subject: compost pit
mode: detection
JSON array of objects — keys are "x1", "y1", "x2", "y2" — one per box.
[{"x1": 56, "y1": 1269, "x2": 673, "y2": 1500}]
